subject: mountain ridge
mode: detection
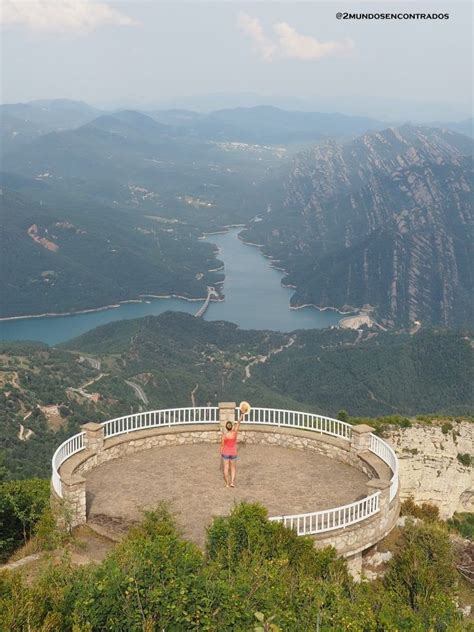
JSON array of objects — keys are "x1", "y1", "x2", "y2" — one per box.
[{"x1": 242, "y1": 125, "x2": 473, "y2": 328}]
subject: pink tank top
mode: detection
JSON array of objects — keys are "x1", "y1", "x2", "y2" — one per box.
[{"x1": 222, "y1": 431, "x2": 237, "y2": 456}]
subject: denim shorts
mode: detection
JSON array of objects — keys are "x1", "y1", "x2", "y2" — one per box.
[{"x1": 222, "y1": 454, "x2": 238, "y2": 461}]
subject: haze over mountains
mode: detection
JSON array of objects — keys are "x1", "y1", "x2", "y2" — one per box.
[
  {"x1": 1, "y1": 99, "x2": 473, "y2": 328},
  {"x1": 2, "y1": 98, "x2": 472, "y2": 152},
  {"x1": 0, "y1": 100, "x2": 101, "y2": 153},
  {"x1": 243, "y1": 126, "x2": 474, "y2": 328},
  {"x1": 1, "y1": 99, "x2": 388, "y2": 158}
]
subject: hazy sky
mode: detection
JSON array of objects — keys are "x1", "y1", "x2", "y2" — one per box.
[{"x1": 1, "y1": 1, "x2": 472, "y2": 120}]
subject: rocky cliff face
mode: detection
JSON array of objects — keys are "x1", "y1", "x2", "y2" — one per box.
[
  {"x1": 386, "y1": 421, "x2": 473, "y2": 518},
  {"x1": 244, "y1": 126, "x2": 473, "y2": 327}
]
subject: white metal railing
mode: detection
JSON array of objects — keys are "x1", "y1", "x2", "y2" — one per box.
[
  {"x1": 51, "y1": 408, "x2": 218, "y2": 497},
  {"x1": 102, "y1": 406, "x2": 219, "y2": 439},
  {"x1": 238, "y1": 407, "x2": 352, "y2": 439},
  {"x1": 370, "y1": 434, "x2": 399, "y2": 501},
  {"x1": 51, "y1": 432, "x2": 85, "y2": 497},
  {"x1": 269, "y1": 491, "x2": 381, "y2": 535},
  {"x1": 51, "y1": 406, "x2": 399, "y2": 535}
]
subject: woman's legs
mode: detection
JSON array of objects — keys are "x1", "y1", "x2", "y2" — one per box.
[
  {"x1": 230, "y1": 460, "x2": 236, "y2": 486},
  {"x1": 223, "y1": 458, "x2": 230, "y2": 486}
]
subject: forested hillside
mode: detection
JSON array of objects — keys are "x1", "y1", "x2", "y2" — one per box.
[
  {"x1": 0, "y1": 99, "x2": 101, "y2": 154},
  {"x1": 242, "y1": 125, "x2": 474, "y2": 328},
  {"x1": 0, "y1": 107, "x2": 287, "y2": 317},
  {"x1": 2, "y1": 108, "x2": 286, "y2": 228},
  {"x1": 1, "y1": 313, "x2": 471, "y2": 479},
  {"x1": 0, "y1": 187, "x2": 223, "y2": 318},
  {"x1": 3, "y1": 105, "x2": 473, "y2": 328}
]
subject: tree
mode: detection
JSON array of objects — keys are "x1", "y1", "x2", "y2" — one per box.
[
  {"x1": 384, "y1": 520, "x2": 457, "y2": 611},
  {"x1": 0, "y1": 479, "x2": 50, "y2": 560}
]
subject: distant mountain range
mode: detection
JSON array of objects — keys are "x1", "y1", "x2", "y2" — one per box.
[
  {"x1": 115, "y1": 91, "x2": 471, "y2": 123},
  {"x1": 2, "y1": 98, "x2": 471, "y2": 151},
  {"x1": 1, "y1": 100, "x2": 472, "y2": 326},
  {"x1": 1, "y1": 105, "x2": 284, "y2": 216},
  {"x1": 144, "y1": 105, "x2": 387, "y2": 144},
  {"x1": 242, "y1": 125, "x2": 473, "y2": 328},
  {"x1": 429, "y1": 118, "x2": 473, "y2": 138},
  {"x1": 0, "y1": 99, "x2": 101, "y2": 153},
  {"x1": 1, "y1": 99, "x2": 388, "y2": 153}
]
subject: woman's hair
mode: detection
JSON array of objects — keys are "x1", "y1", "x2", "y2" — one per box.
[{"x1": 225, "y1": 421, "x2": 233, "y2": 431}]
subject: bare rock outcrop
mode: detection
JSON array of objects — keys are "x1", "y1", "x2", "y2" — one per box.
[{"x1": 386, "y1": 421, "x2": 473, "y2": 518}]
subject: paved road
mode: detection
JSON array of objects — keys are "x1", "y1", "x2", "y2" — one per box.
[
  {"x1": 195, "y1": 286, "x2": 219, "y2": 318},
  {"x1": 244, "y1": 336, "x2": 295, "y2": 381},
  {"x1": 79, "y1": 355, "x2": 101, "y2": 371},
  {"x1": 125, "y1": 379, "x2": 149, "y2": 405},
  {"x1": 191, "y1": 383, "x2": 199, "y2": 407}
]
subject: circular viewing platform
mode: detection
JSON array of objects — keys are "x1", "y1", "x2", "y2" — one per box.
[
  {"x1": 85, "y1": 442, "x2": 371, "y2": 548},
  {"x1": 51, "y1": 405, "x2": 400, "y2": 566}
]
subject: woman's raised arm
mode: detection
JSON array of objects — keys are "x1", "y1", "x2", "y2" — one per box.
[{"x1": 235, "y1": 414, "x2": 243, "y2": 433}]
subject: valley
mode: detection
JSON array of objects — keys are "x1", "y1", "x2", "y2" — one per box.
[
  {"x1": 0, "y1": 228, "x2": 343, "y2": 344},
  {"x1": 1, "y1": 99, "x2": 473, "y2": 512},
  {"x1": 2, "y1": 101, "x2": 472, "y2": 332},
  {"x1": 1, "y1": 7, "x2": 473, "y2": 627},
  {"x1": 242, "y1": 126, "x2": 474, "y2": 328},
  {"x1": 0, "y1": 313, "x2": 472, "y2": 480}
]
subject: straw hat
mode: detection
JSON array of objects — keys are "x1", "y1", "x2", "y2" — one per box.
[{"x1": 239, "y1": 401, "x2": 251, "y2": 415}]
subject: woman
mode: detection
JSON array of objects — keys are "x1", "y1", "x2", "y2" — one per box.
[
  {"x1": 220, "y1": 418, "x2": 240, "y2": 487},
  {"x1": 220, "y1": 402, "x2": 250, "y2": 487}
]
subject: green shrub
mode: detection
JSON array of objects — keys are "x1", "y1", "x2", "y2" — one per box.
[
  {"x1": 206, "y1": 502, "x2": 271, "y2": 566},
  {"x1": 35, "y1": 507, "x2": 63, "y2": 551},
  {"x1": 416, "y1": 414, "x2": 434, "y2": 424},
  {"x1": 0, "y1": 502, "x2": 466, "y2": 631},
  {"x1": 0, "y1": 557, "x2": 85, "y2": 631},
  {"x1": 0, "y1": 478, "x2": 50, "y2": 560},
  {"x1": 447, "y1": 512, "x2": 474, "y2": 540},
  {"x1": 384, "y1": 521, "x2": 457, "y2": 612},
  {"x1": 337, "y1": 409, "x2": 349, "y2": 423},
  {"x1": 254, "y1": 611, "x2": 281, "y2": 632},
  {"x1": 457, "y1": 453, "x2": 472, "y2": 467},
  {"x1": 74, "y1": 506, "x2": 209, "y2": 631},
  {"x1": 441, "y1": 422, "x2": 453, "y2": 434},
  {"x1": 401, "y1": 497, "x2": 440, "y2": 522},
  {"x1": 206, "y1": 502, "x2": 346, "y2": 580},
  {"x1": 350, "y1": 414, "x2": 413, "y2": 435}
]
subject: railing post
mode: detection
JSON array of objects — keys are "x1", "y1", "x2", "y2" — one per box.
[
  {"x1": 350, "y1": 424, "x2": 375, "y2": 453},
  {"x1": 81, "y1": 422, "x2": 105, "y2": 452},
  {"x1": 219, "y1": 402, "x2": 236, "y2": 430},
  {"x1": 366, "y1": 478, "x2": 391, "y2": 514},
  {"x1": 62, "y1": 475, "x2": 87, "y2": 528}
]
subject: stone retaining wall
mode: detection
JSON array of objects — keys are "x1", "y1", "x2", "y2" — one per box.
[
  {"x1": 314, "y1": 486, "x2": 400, "y2": 558},
  {"x1": 68, "y1": 425, "x2": 388, "y2": 483},
  {"x1": 54, "y1": 407, "x2": 399, "y2": 569}
]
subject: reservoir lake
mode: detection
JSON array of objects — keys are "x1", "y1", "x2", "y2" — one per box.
[{"x1": 0, "y1": 229, "x2": 343, "y2": 345}]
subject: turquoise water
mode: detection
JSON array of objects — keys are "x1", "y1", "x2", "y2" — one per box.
[
  {"x1": 0, "y1": 229, "x2": 342, "y2": 344},
  {"x1": 203, "y1": 230, "x2": 342, "y2": 331}
]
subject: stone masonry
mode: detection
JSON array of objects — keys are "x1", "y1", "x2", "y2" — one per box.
[
  {"x1": 218, "y1": 402, "x2": 236, "y2": 430},
  {"x1": 53, "y1": 412, "x2": 399, "y2": 565}
]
